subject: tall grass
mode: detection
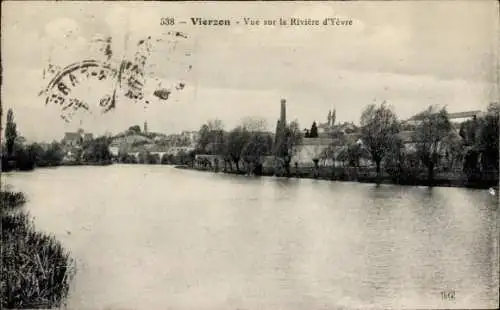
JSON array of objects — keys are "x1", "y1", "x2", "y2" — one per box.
[{"x1": 1, "y1": 191, "x2": 74, "y2": 309}]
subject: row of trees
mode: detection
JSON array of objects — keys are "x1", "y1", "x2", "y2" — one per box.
[
  {"x1": 193, "y1": 102, "x2": 499, "y2": 184},
  {"x1": 2, "y1": 108, "x2": 113, "y2": 171},
  {"x1": 195, "y1": 117, "x2": 303, "y2": 175},
  {"x1": 316, "y1": 102, "x2": 499, "y2": 183}
]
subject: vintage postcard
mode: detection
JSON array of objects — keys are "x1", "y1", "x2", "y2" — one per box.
[{"x1": 1, "y1": 0, "x2": 499, "y2": 309}]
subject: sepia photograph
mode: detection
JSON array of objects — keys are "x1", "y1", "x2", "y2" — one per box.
[{"x1": 1, "y1": 0, "x2": 499, "y2": 309}]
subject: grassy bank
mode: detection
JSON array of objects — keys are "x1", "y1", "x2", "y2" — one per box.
[
  {"x1": 1, "y1": 190, "x2": 74, "y2": 309},
  {"x1": 182, "y1": 165, "x2": 498, "y2": 189}
]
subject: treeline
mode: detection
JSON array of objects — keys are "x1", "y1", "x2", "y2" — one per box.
[
  {"x1": 1, "y1": 108, "x2": 113, "y2": 172},
  {"x1": 191, "y1": 102, "x2": 499, "y2": 186},
  {"x1": 194, "y1": 117, "x2": 303, "y2": 175}
]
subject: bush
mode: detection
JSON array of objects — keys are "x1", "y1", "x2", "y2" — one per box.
[
  {"x1": 1, "y1": 191, "x2": 74, "y2": 309},
  {"x1": 0, "y1": 191, "x2": 26, "y2": 211}
]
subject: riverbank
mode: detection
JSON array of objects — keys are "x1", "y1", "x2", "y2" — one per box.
[
  {"x1": 179, "y1": 165, "x2": 498, "y2": 190},
  {"x1": 1, "y1": 190, "x2": 74, "y2": 308},
  {"x1": 1, "y1": 159, "x2": 113, "y2": 172},
  {"x1": 59, "y1": 160, "x2": 113, "y2": 167}
]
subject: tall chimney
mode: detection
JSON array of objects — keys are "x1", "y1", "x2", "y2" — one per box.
[{"x1": 280, "y1": 98, "x2": 286, "y2": 126}]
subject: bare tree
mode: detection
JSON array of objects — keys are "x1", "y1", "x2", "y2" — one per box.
[
  {"x1": 207, "y1": 119, "x2": 224, "y2": 132},
  {"x1": 360, "y1": 101, "x2": 400, "y2": 178},
  {"x1": 241, "y1": 116, "x2": 268, "y2": 132}
]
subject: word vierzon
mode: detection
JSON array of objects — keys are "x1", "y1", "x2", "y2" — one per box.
[{"x1": 190, "y1": 17, "x2": 352, "y2": 26}]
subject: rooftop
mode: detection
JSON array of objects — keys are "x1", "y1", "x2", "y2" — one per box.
[{"x1": 407, "y1": 110, "x2": 482, "y2": 121}]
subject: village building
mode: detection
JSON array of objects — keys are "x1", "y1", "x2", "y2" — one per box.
[
  {"x1": 62, "y1": 129, "x2": 93, "y2": 147},
  {"x1": 273, "y1": 99, "x2": 366, "y2": 168},
  {"x1": 61, "y1": 129, "x2": 93, "y2": 162}
]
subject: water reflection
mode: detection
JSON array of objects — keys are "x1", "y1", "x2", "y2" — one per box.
[{"x1": 4, "y1": 165, "x2": 498, "y2": 309}]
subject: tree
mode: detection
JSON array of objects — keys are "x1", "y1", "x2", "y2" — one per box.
[
  {"x1": 241, "y1": 116, "x2": 267, "y2": 132},
  {"x1": 128, "y1": 125, "x2": 141, "y2": 133},
  {"x1": 48, "y1": 142, "x2": 64, "y2": 165},
  {"x1": 413, "y1": 106, "x2": 452, "y2": 184},
  {"x1": 441, "y1": 131, "x2": 464, "y2": 171},
  {"x1": 360, "y1": 102, "x2": 400, "y2": 178},
  {"x1": 197, "y1": 119, "x2": 225, "y2": 154},
  {"x1": 275, "y1": 120, "x2": 303, "y2": 176},
  {"x1": 196, "y1": 124, "x2": 210, "y2": 151},
  {"x1": 226, "y1": 126, "x2": 250, "y2": 172},
  {"x1": 5, "y1": 109, "x2": 17, "y2": 157},
  {"x1": 176, "y1": 150, "x2": 188, "y2": 165},
  {"x1": 459, "y1": 117, "x2": 479, "y2": 146},
  {"x1": 241, "y1": 132, "x2": 273, "y2": 174},
  {"x1": 476, "y1": 102, "x2": 499, "y2": 172},
  {"x1": 336, "y1": 140, "x2": 367, "y2": 168},
  {"x1": 309, "y1": 121, "x2": 319, "y2": 138},
  {"x1": 82, "y1": 136, "x2": 112, "y2": 163},
  {"x1": 319, "y1": 144, "x2": 336, "y2": 167}
]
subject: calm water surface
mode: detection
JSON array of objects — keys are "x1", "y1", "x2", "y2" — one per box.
[{"x1": 5, "y1": 165, "x2": 499, "y2": 309}]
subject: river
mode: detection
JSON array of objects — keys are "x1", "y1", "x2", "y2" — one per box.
[{"x1": 4, "y1": 165, "x2": 499, "y2": 309}]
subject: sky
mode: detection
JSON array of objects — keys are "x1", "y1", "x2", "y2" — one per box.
[{"x1": 2, "y1": 1, "x2": 499, "y2": 142}]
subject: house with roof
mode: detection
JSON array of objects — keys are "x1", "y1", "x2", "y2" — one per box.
[
  {"x1": 60, "y1": 129, "x2": 93, "y2": 162},
  {"x1": 404, "y1": 110, "x2": 483, "y2": 128},
  {"x1": 62, "y1": 129, "x2": 93, "y2": 147}
]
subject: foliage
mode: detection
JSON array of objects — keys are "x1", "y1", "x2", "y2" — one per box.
[
  {"x1": 1, "y1": 191, "x2": 73, "y2": 309},
  {"x1": 5, "y1": 108, "x2": 18, "y2": 157},
  {"x1": 146, "y1": 152, "x2": 160, "y2": 164},
  {"x1": 318, "y1": 144, "x2": 336, "y2": 166},
  {"x1": 2, "y1": 141, "x2": 65, "y2": 171},
  {"x1": 161, "y1": 154, "x2": 174, "y2": 164},
  {"x1": 476, "y1": 102, "x2": 499, "y2": 171},
  {"x1": 383, "y1": 137, "x2": 422, "y2": 179},
  {"x1": 128, "y1": 125, "x2": 141, "y2": 133},
  {"x1": 413, "y1": 106, "x2": 452, "y2": 182},
  {"x1": 309, "y1": 121, "x2": 319, "y2": 138},
  {"x1": 159, "y1": 150, "x2": 193, "y2": 166},
  {"x1": 274, "y1": 120, "x2": 303, "y2": 175},
  {"x1": 197, "y1": 119, "x2": 225, "y2": 154},
  {"x1": 81, "y1": 136, "x2": 112, "y2": 163},
  {"x1": 241, "y1": 131, "x2": 273, "y2": 167},
  {"x1": 337, "y1": 141, "x2": 367, "y2": 167},
  {"x1": 441, "y1": 131, "x2": 464, "y2": 170},
  {"x1": 39, "y1": 142, "x2": 65, "y2": 166},
  {"x1": 458, "y1": 118, "x2": 479, "y2": 146},
  {"x1": 285, "y1": 120, "x2": 303, "y2": 161},
  {"x1": 226, "y1": 126, "x2": 250, "y2": 171},
  {"x1": 119, "y1": 152, "x2": 137, "y2": 164},
  {"x1": 0, "y1": 191, "x2": 26, "y2": 210},
  {"x1": 360, "y1": 101, "x2": 400, "y2": 175}
]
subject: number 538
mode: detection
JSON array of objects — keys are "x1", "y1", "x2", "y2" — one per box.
[{"x1": 160, "y1": 18, "x2": 175, "y2": 26}]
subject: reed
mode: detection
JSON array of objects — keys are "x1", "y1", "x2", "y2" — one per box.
[{"x1": 1, "y1": 191, "x2": 74, "y2": 309}]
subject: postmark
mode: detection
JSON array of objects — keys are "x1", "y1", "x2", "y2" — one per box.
[{"x1": 39, "y1": 32, "x2": 193, "y2": 123}]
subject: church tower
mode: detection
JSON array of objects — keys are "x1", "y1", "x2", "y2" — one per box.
[
  {"x1": 144, "y1": 121, "x2": 148, "y2": 134},
  {"x1": 331, "y1": 106, "x2": 336, "y2": 127}
]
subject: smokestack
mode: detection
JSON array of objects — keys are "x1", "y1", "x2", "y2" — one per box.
[{"x1": 280, "y1": 98, "x2": 286, "y2": 126}]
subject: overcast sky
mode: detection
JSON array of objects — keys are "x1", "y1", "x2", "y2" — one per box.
[{"x1": 2, "y1": 1, "x2": 499, "y2": 142}]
